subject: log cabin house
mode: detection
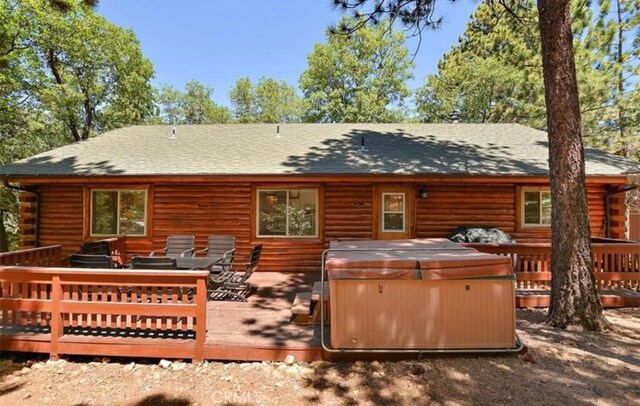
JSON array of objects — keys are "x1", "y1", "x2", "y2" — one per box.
[{"x1": 1, "y1": 123, "x2": 638, "y2": 273}]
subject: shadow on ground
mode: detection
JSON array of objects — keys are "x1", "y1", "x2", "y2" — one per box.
[{"x1": 300, "y1": 309, "x2": 640, "y2": 405}]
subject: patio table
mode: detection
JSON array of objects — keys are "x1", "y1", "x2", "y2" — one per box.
[{"x1": 174, "y1": 256, "x2": 223, "y2": 271}]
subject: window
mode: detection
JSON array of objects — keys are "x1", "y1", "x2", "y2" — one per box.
[
  {"x1": 522, "y1": 189, "x2": 551, "y2": 226},
  {"x1": 382, "y1": 193, "x2": 405, "y2": 232},
  {"x1": 91, "y1": 190, "x2": 147, "y2": 236},
  {"x1": 257, "y1": 189, "x2": 318, "y2": 237}
]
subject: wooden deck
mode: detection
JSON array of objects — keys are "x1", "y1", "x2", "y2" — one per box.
[
  {"x1": 203, "y1": 272, "x2": 322, "y2": 361},
  {"x1": 2, "y1": 241, "x2": 639, "y2": 363}
]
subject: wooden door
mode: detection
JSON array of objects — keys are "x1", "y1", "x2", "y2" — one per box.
[{"x1": 373, "y1": 185, "x2": 415, "y2": 240}]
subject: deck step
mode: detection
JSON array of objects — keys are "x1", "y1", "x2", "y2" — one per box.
[
  {"x1": 292, "y1": 292, "x2": 312, "y2": 315},
  {"x1": 312, "y1": 281, "x2": 329, "y2": 301},
  {"x1": 291, "y1": 282, "x2": 330, "y2": 325}
]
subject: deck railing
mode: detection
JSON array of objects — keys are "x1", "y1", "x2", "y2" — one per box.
[
  {"x1": 466, "y1": 242, "x2": 640, "y2": 291},
  {"x1": 0, "y1": 245, "x2": 62, "y2": 267},
  {"x1": 0, "y1": 266, "x2": 209, "y2": 361}
]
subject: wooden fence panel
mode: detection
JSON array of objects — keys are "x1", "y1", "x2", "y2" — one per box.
[
  {"x1": 0, "y1": 267, "x2": 209, "y2": 361},
  {"x1": 0, "y1": 245, "x2": 61, "y2": 267},
  {"x1": 467, "y1": 242, "x2": 640, "y2": 293}
]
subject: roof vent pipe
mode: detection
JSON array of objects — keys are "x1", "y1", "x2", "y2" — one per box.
[
  {"x1": 359, "y1": 136, "x2": 368, "y2": 153},
  {"x1": 449, "y1": 109, "x2": 461, "y2": 124}
]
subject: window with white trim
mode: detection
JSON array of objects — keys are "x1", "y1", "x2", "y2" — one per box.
[
  {"x1": 522, "y1": 189, "x2": 551, "y2": 226},
  {"x1": 382, "y1": 193, "x2": 405, "y2": 232},
  {"x1": 91, "y1": 190, "x2": 147, "y2": 236},
  {"x1": 257, "y1": 189, "x2": 318, "y2": 237}
]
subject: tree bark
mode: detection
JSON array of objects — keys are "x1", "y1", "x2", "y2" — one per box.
[
  {"x1": 615, "y1": 0, "x2": 626, "y2": 157},
  {"x1": 537, "y1": 0, "x2": 608, "y2": 330}
]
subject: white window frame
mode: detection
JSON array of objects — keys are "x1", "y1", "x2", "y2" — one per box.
[
  {"x1": 382, "y1": 192, "x2": 406, "y2": 232},
  {"x1": 90, "y1": 189, "x2": 148, "y2": 237},
  {"x1": 521, "y1": 188, "x2": 551, "y2": 227},
  {"x1": 256, "y1": 189, "x2": 319, "y2": 238}
]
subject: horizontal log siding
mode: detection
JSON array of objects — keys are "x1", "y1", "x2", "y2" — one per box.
[
  {"x1": 416, "y1": 183, "x2": 613, "y2": 242},
  {"x1": 324, "y1": 184, "x2": 373, "y2": 240},
  {"x1": 416, "y1": 184, "x2": 516, "y2": 238},
  {"x1": 17, "y1": 179, "x2": 624, "y2": 272},
  {"x1": 38, "y1": 186, "x2": 84, "y2": 256},
  {"x1": 588, "y1": 184, "x2": 608, "y2": 238},
  {"x1": 144, "y1": 182, "x2": 252, "y2": 258}
]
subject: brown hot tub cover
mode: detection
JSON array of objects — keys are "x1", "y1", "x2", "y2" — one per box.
[{"x1": 326, "y1": 238, "x2": 513, "y2": 280}]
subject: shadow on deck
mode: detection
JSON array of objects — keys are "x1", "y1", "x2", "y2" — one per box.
[{"x1": 204, "y1": 272, "x2": 323, "y2": 361}]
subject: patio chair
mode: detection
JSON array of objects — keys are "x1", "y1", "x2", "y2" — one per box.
[
  {"x1": 130, "y1": 256, "x2": 183, "y2": 301},
  {"x1": 80, "y1": 241, "x2": 123, "y2": 268},
  {"x1": 69, "y1": 254, "x2": 116, "y2": 299},
  {"x1": 70, "y1": 254, "x2": 114, "y2": 269},
  {"x1": 208, "y1": 244, "x2": 262, "y2": 301},
  {"x1": 195, "y1": 235, "x2": 236, "y2": 272},
  {"x1": 149, "y1": 235, "x2": 195, "y2": 257}
]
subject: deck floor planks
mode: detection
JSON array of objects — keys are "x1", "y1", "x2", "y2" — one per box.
[{"x1": 204, "y1": 272, "x2": 323, "y2": 359}]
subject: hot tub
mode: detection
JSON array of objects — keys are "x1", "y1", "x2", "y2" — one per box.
[{"x1": 326, "y1": 239, "x2": 516, "y2": 350}]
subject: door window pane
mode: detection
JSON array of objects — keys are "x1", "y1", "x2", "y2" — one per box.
[
  {"x1": 382, "y1": 193, "x2": 405, "y2": 232},
  {"x1": 384, "y1": 213, "x2": 404, "y2": 231},
  {"x1": 384, "y1": 194, "x2": 404, "y2": 211}
]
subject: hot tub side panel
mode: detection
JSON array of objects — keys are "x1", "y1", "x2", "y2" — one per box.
[{"x1": 329, "y1": 278, "x2": 516, "y2": 350}]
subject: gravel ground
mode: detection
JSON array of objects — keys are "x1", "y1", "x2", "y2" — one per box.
[{"x1": 1, "y1": 308, "x2": 639, "y2": 406}]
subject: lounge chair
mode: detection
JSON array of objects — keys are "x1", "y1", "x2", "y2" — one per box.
[
  {"x1": 149, "y1": 235, "x2": 195, "y2": 257},
  {"x1": 195, "y1": 235, "x2": 236, "y2": 272},
  {"x1": 208, "y1": 244, "x2": 262, "y2": 301}
]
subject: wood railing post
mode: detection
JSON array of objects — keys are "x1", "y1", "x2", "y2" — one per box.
[
  {"x1": 193, "y1": 276, "x2": 207, "y2": 362},
  {"x1": 50, "y1": 275, "x2": 62, "y2": 360}
]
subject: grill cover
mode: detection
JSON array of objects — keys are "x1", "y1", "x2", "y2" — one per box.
[{"x1": 448, "y1": 226, "x2": 517, "y2": 244}]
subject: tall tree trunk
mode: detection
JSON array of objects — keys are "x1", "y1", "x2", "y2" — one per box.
[
  {"x1": 537, "y1": 0, "x2": 608, "y2": 330},
  {"x1": 615, "y1": 0, "x2": 626, "y2": 157}
]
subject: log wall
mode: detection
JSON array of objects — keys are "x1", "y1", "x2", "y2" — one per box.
[{"x1": 17, "y1": 178, "x2": 627, "y2": 272}]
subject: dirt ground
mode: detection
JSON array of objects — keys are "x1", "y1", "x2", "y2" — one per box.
[{"x1": 1, "y1": 308, "x2": 639, "y2": 406}]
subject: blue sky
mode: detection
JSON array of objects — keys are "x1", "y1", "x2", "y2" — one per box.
[{"x1": 97, "y1": 1, "x2": 479, "y2": 106}]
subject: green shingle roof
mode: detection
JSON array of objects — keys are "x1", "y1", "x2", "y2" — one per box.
[{"x1": 0, "y1": 123, "x2": 637, "y2": 177}]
